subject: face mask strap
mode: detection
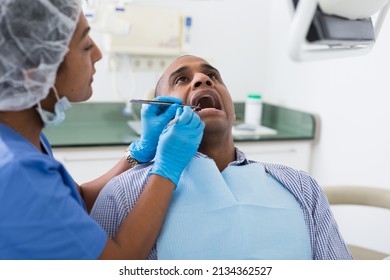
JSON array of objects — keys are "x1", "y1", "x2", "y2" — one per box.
[
  {"x1": 36, "y1": 86, "x2": 61, "y2": 111},
  {"x1": 36, "y1": 100, "x2": 43, "y2": 112},
  {"x1": 35, "y1": 86, "x2": 71, "y2": 126},
  {"x1": 52, "y1": 86, "x2": 61, "y2": 101}
]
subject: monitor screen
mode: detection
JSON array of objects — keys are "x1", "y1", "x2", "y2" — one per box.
[{"x1": 292, "y1": 0, "x2": 375, "y2": 46}]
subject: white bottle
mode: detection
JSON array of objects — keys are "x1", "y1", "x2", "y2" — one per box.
[
  {"x1": 244, "y1": 93, "x2": 262, "y2": 127},
  {"x1": 182, "y1": 16, "x2": 192, "y2": 52}
]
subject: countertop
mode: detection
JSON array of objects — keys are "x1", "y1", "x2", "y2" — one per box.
[{"x1": 43, "y1": 102, "x2": 318, "y2": 147}]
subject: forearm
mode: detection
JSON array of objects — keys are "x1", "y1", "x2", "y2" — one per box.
[
  {"x1": 98, "y1": 174, "x2": 175, "y2": 259},
  {"x1": 95, "y1": 105, "x2": 203, "y2": 259},
  {"x1": 79, "y1": 157, "x2": 131, "y2": 212}
]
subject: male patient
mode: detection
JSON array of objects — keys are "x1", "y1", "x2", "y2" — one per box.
[{"x1": 91, "y1": 55, "x2": 352, "y2": 260}]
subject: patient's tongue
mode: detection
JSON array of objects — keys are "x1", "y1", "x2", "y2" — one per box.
[{"x1": 197, "y1": 96, "x2": 215, "y2": 109}]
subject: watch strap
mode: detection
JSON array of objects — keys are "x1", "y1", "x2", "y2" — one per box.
[{"x1": 124, "y1": 149, "x2": 140, "y2": 168}]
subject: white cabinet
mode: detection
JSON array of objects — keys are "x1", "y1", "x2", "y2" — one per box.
[
  {"x1": 53, "y1": 141, "x2": 313, "y2": 184},
  {"x1": 235, "y1": 141, "x2": 312, "y2": 172},
  {"x1": 52, "y1": 146, "x2": 127, "y2": 184}
]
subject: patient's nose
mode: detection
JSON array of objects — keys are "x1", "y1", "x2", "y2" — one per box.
[{"x1": 192, "y1": 73, "x2": 214, "y2": 89}]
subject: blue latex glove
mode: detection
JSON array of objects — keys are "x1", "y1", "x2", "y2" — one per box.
[
  {"x1": 151, "y1": 106, "x2": 205, "y2": 186},
  {"x1": 129, "y1": 96, "x2": 182, "y2": 163}
]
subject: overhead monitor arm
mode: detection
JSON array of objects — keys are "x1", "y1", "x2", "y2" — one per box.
[{"x1": 288, "y1": 0, "x2": 390, "y2": 61}]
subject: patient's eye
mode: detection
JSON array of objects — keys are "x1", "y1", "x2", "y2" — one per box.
[
  {"x1": 174, "y1": 76, "x2": 188, "y2": 85},
  {"x1": 207, "y1": 72, "x2": 219, "y2": 80}
]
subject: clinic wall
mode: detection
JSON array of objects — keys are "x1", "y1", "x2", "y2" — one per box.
[
  {"x1": 263, "y1": 2, "x2": 390, "y2": 254},
  {"x1": 264, "y1": 2, "x2": 390, "y2": 190},
  {"x1": 90, "y1": 0, "x2": 270, "y2": 103}
]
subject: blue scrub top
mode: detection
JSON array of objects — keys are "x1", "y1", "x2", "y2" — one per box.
[{"x1": 0, "y1": 124, "x2": 107, "y2": 259}]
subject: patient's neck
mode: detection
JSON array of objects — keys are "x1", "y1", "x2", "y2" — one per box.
[{"x1": 198, "y1": 132, "x2": 235, "y2": 172}]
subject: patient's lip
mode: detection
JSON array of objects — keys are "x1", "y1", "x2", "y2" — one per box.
[{"x1": 190, "y1": 90, "x2": 222, "y2": 111}]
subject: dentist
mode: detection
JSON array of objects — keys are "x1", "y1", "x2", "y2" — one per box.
[{"x1": 0, "y1": 0, "x2": 204, "y2": 259}]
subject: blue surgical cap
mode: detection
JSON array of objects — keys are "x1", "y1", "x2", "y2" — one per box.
[{"x1": 0, "y1": 0, "x2": 81, "y2": 111}]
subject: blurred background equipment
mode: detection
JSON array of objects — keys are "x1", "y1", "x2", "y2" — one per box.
[{"x1": 288, "y1": 0, "x2": 390, "y2": 61}]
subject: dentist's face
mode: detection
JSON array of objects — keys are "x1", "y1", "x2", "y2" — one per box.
[
  {"x1": 55, "y1": 13, "x2": 102, "y2": 102},
  {"x1": 156, "y1": 55, "x2": 235, "y2": 134}
]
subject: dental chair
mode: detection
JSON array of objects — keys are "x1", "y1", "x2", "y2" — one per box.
[{"x1": 323, "y1": 186, "x2": 390, "y2": 260}]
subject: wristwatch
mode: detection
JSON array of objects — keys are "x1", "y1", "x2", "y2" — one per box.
[{"x1": 124, "y1": 149, "x2": 140, "y2": 168}]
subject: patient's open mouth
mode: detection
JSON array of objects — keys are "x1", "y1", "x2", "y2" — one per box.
[
  {"x1": 197, "y1": 96, "x2": 216, "y2": 110},
  {"x1": 190, "y1": 91, "x2": 222, "y2": 111}
]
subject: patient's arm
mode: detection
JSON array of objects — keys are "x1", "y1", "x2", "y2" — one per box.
[{"x1": 78, "y1": 157, "x2": 133, "y2": 213}]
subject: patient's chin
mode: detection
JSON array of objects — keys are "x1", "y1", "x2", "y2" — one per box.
[{"x1": 202, "y1": 119, "x2": 230, "y2": 134}]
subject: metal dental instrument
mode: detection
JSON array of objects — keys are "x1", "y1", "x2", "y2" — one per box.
[{"x1": 130, "y1": 99, "x2": 200, "y2": 110}]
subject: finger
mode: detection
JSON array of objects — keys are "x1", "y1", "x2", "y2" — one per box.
[
  {"x1": 153, "y1": 96, "x2": 182, "y2": 114},
  {"x1": 185, "y1": 109, "x2": 204, "y2": 129},
  {"x1": 157, "y1": 103, "x2": 179, "y2": 118},
  {"x1": 141, "y1": 102, "x2": 159, "y2": 117},
  {"x1": 154, "y1": 100, "x2": 181, "y2": 115},
  {"x1": 175, "y1": 106, "x2": 183, "y2": 118},
  {"x1": 154, "y1": 96, "x2": 183, "y2": 105},
  {"x1": 187, "y1": 120, "x2": 204, "y2": 138},
  {"x1": 143, "y1": 102, "x2": 178, "y2": 117},
  {"x1": 177, "y1": 106, "x2": 194, "y2": 125},
  {"x1": 166, "y1": 107, "x2": 183, "y2": 126},
  {"x1": 195, "y1": 119, "x2": 205, "y2": 131}
]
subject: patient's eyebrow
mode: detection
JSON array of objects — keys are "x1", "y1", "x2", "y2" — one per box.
[
  {"x1": 169, "y1": 66, "x2": 189, "y2": 81},
  {"x1": 201, "y1": 64, "x2": 220, "y2": 74},
  {"x1": 169, "y1": 64, "x2": 220, "y2": 79}
]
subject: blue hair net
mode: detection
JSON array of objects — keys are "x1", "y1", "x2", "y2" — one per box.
[{"x1": 0, "y1": 0, "x2": 81, "y2": 110}]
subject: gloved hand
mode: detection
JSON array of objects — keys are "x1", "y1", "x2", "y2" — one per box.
[
  {"x1": 151, "y1": 106, "x2": 205, "y2": 186},
  {"x1": 129, "y1": 96, "x2": 182, "y2": 163}
]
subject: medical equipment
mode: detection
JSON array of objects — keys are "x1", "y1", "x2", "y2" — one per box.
[
  {"x1": 83, "y1": 1, "x2": 191, "y2": 116},
  {"x1": 87, "y1": 3, "x2": 184, "y2": 56},
  {"x1": 130, "y1": 99, "x2": 200, "y2": 110},
  {"x1": 289, "y1": 0, "x2": 390, "y2": 61}
]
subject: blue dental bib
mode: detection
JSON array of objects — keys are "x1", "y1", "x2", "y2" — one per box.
[{"x1": 156, "y1": 157, "x2": 312, "y2": 260}]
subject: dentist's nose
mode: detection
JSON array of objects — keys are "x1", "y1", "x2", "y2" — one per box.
[{"x1": 192, "y1": 73, "x2": 214, "y2": 89}]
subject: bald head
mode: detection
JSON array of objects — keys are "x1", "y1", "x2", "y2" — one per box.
[{"x1": 155, "y1": 55, "x2": 212, "y2": 97}]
